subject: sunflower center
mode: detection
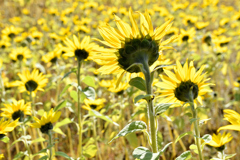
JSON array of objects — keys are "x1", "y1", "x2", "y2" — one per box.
[
  {"x1": 90, "y1": 105, "x2": 97, "y2": 109},
  {"x1": 50, "y1": 57, "x2": 58, "y2": 63},
  {"x1": 12, "y1": 110, "x2": 24, "y2": 122},
  {"x1": 0, "y1": 134, "x2": 5, "y2": 139},
  {"x1": 1, "y1": 45, "x2": 6, "y2": 49},
  {"x1": 40, "y1": 122, "x2": 53, "y2": 134},
  {"x1": 74, "y1": 49, "x2": 89, "y2": 61},
  {"x1": 220, "y1": 42, "x2": 229, "y2": 47},
  {"x1": 237, "y1": 79, "x2": 240, "y2": 83},
  {"x1": 117, "y1": 90, "x2": 124, "y2": 95},
  {"x1": 25, "y1": 80, "x2": 38, "y2": 92},
  {"x1": 203, "y1": 36, "x2": 211, "y2": 46},
  {"x1": 182, "y1": 36, "x2": 189, "y2": 42},
  {"x1": 117, "y1": 35, "x2": 159, "y2": 73},
  {"x1": 216, "y1": 145, "x2": 225, "y2": 152},
  {"x1": 8, "y1": 33, "x2": 16, "y2": 39},
  {"x1": 17, "y1": 54, "x2": 24, "y2": 61},
  {"x1": 174, "y1": 80, "x2": 199, "y2": 102}
]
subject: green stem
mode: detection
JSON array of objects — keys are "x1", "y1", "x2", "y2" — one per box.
[
  {"x1": 141, "y1": 60, "x2": 158, "y2": 153},
  {"x1": 21, "y1": 124, "x2": 32, "y2": 160},
  {"x1": 48, "y1": 131, "x2": 53, "y2": 160},
  {"x1": 190, "y1": 102, "x2": 203, "y2": 160},
  {"x1": 92, "y1": 117, "x2": 102, "y2": 160},
  {"x1": 77, "y1": 59, "x2": 83, "y2": 157}
]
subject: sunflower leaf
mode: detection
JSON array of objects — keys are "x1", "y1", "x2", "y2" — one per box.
[
  {"x1": 201, "y1": 134, "x2": 212, "y2": 143},
  {"x1": 175, "y1": 131, "x2": 193, "y2": 144},
  {"x1": 89, "y1": 110, "x2": 118, "y2": 126},
  {"x1": 129, "y1": 77, "x2": 146, "y2": 91},
  {"x1": 175, "y1": 151, "x2": 192, "y2": 160},
  {"x1": 152, "y1": 64, "x2": 174, "y2": 72},
  {"x1": 61, "y1": 68, "x2": 77, "y2": 81},
  {"x1": 134, "y1": 94, "x2": 153, "y2": 103},
  {"x1": 0, "y1": 136, "x2": 9, "y2": 143},
  {"x1": 82, "y1": 87, "x2": 95, "y2": 101},
  {"x1": 109, "y1": 121, "x2": 147, "y2": 144},
  {"x1": 54, "y1": 100, "x2": 67, "y2": 112},
  {"x1": 82, "y1": 76, "x2": 96, "y2": 88},
  {"x1": 55, "y1": 151, "x2": 73, "y2": 160},
  {"x1": 154, "y1": 103, "x2": 173, "y2": 116}
]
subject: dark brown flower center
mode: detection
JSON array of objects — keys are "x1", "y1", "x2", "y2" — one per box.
[
  {"x1": 12, "y1": 110, "x2": 24, "y2": 121},
  {"x1": 40, "y1": 122, "x2": 53, "y2": 134},
  {"x1": 74, "y1": 49, "x2": 89, "y2": 61},
  {"x1": 25, "y1": 80, "x2": 38, "y2": 92}
]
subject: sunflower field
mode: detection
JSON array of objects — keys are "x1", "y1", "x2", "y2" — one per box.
[{"x1": 0, "y1": 0, "x2": 240, "y2": 159}]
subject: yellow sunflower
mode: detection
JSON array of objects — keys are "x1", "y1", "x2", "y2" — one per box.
[
  {"x1": 178, "y1": 28, "x2": 196, "y2": 45},
  {"x1": 9, "y1": 47, "x2": 32, "y2": 62},
  {"x1": 12, "y1": 69, "x2": 48, "y2": 96},
  {"x1": 218, "y1": 109, "x2": 240, "y2": 132},
  {"x1": 207, "y1": 132, "x2": 232, "y2": 150},
  {"x1": 1, "y1": 26, "x2": 22, "y2": 39},
  {"x1": 155, "y1": 60, "x2": 213, "y2": 105},
  {"x1": 0, "y1": 40, "x2": 11, "y2": 49},
  {"x1": 1, "y1": 99, "x2": 31, "y2": 122},
  {"x1": 94, "y1": 8, "x2": 177, "y2": 83},
  {"x1": 0, "y1": 118, "x2": 19, "y2": 138},
  {"x1": 31, "y1": 108, "x2": 61, "y2": 134},
  {"x1": 64, "y1": 35, "x2": 100, "y2": 61},
  {"x1": 82, "y1": 98, "x2": 106, "y2": 111},
  {"x1": 0, "y1": 154, "x2": 4, "y2": 160},
  {"x1": 42, "y1": 51, "x2": 61, "y2": 64}
]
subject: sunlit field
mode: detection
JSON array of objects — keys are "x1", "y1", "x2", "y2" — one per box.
[{"x1": 0, "y1": 0, "x2": 240, "y2": 160}]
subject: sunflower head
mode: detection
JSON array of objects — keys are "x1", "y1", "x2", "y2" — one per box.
[
  {"x1": 0, "y1": 118, "x2": 19, "y2": 137},
  {"x1": 94, "y1": 8, "x2": 177, "y2": 82},
  {"x1": 31, "y1": 108, "x2": 61, "y2": 134},
  {"x1": 207, "y1": 132, "x2": 232, "y2": 151},
  {"x1": 82, "y1": 98, "x2": 106, "y2": 111},
  {"x1": 1, "y1": 99, "x2": 31, "y2": 122},
  {"x1": 9, "y1": 47, "x2": 32, "y2": 62},
  {"x1": 156, "y1": 60, "x2": 213, "y2": 105},
  {"x1": 12, "y1": 69, "x2": 48, "y2": 96}
]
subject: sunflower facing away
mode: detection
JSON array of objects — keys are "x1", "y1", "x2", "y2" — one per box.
[
  {"x1": 31, "y1": 108, "x2": 61, "y2": 134},
  {"x1": 13, "y1": 69, "x2": 48, "y2": 96},
  {"x1": 9, "y1": 47, "x2": 32, "y2": 62},
  {"x1": 64, "y1": 35, "x2": 100, "y2": 61},
  {"x1": 0, "y1": 118, "x2": 19, "y2": 139},
  {"x1": 155, "y1": 60, "x2": 212, "y2": 105},
  {"x1": 207, "y1": 132, "x2": 232, "y2": 151},
  {"x1": 1, "y1": 99, "x2": 31, "y2": 122},
  {"x1": 218, "y1": 109, "x2": 240, "y2": 132},
  {"x1": 93, "y1": 8, "x2": 178, "y2": 83}
]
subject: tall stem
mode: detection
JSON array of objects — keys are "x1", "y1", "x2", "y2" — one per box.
[
  {"x1": 190, "y1": 102, "x2": 203, "y2": 160},
  {"x1": 21, "y1": 124, "x2": 32, "y2": 160},
  {"x1": 77, "y1": 59, "x2": 83, "y2": 157},
  {"x1": 92, "y1": 117, "x2": 102, "y2": 160},
  {"x1": 48, "y1": 131, "x2": 53, "y2": 160},
  {"x1": 141, "y1": 60, "x2": 158, "y2": 153}
]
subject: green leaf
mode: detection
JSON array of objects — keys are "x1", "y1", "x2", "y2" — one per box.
[
  {"x1": 38, "y1": 155, "x2": 48, "y2": 160},
  {"x1": 109, "y1": 121, "x2": 147, "y2": 143},
  {"x1": 82, "y1": 76, "x2": 96, "y2": 88},
  {"x1": 129, "y1": 77, "x2": 146, "y2": 91},
  {"x1": 59, "y1": 84, "x2": 71, "y2": 98},
  {"x1": 31, "y1": 138, "x2": 45, "y2": 144},
  {"x1": 54, "y1": 118, "x2": 72, "y2": 128},
  {"x1": 70, "y1": 90, "x2": 78, "y2": 102},
  {"x1": 36, "y1": 144, "x2": 55, "y2": 155},
  {"x1": 154, "y1": 103, "x2": 173, "y2": 115},
  {"x1": 61, "y1": 68, "x2": 76, "y2": 81},
  {"x1": 132, "y1": 142, "x2": 171, "y2": 160},
  {"x1": 225, "y1": 153, "x2": 237, "y2": 159},
  {"x1": 54, "y1": 100, "x2": 67, "y2": 112},
  {"x1": 83, "y1": 144, "x2": 97, "y2": 158},
  {"x1": 175, "y1": 151, "x2": 192, "y2": 160},
  {"x1": 0, "y1": 136, "x2": 9, "y2": 143},
  {"x1": 89, "y1": 110, "x2": 118, "y2": 126},
  {"x1": 134, "y1": 94, "x2": 153, "y2": 103},
  {"x1": 175, "y1": 131, "x2": 192, "y2": 144},
  {"x1": 82, "y1": 87, "x2": 95, "y2": 101},
  {"x1": 13, "y1": 151, "x2": 28, "y2": 160},
  {"x1": 189, "y1": 144, "x2": 198, "y2": 154},
  {"x1": 202, "y1": 134, "x2": 212, "y2": 143},
  {"x1": 152, "y1": 64, "x2": 173, "y2": 72},
  {"x1": 55, "y1": 151, "x2": 72, "y2": 160},
  {"x1": 189, "y1": 118, "x2": 199, "y2": 124}
]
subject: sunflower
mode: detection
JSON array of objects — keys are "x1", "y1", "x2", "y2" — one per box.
[
  {"x1": 12, "y1": 69, "x2": 48, "y2": 96},
  {"x1": 195, "y1": 22, "x2": 209, "y2": 30},
  {"x1": 0, "y1": 118, "x2": 19, "y2": 139},
  {"x1": 182, "y1": 15, "x2": 198, "y2": 26},
  {"x1": 0, "y1": 40, "x2": 11, "y2": 49},
  {"x1": 155, "y1": 60, "x2": 213, "y2": 105},
  {"x1": 1, "y1": 99, "x2": 31, "y2": 122},
  {"x1": 94, "y1": 8, "x2": 177, "y2": 83},
  {"x1": 218, "y1": 109, "x2": 240, "y2": 132},
  {"x1": 9, "y1": 47, "x2": 32, "y2": 62},
  {"x1": 31, "y1": 108, "x2": 61, "y2": 134},
  {"x1": 0, "y1": 154, "x2": 4, "y2": 160},
  {"x1": 82, "y1": 98, "x2": 106, "y2": 111},
  {"x1": 1, "y1": 26, "x2": 22, "y2": 39},
  {"x1": 178, "y1": 28, "x2": 196, "y2": 45},
  {"x1": 108, "y1": 81, "x2": 129, "y2": 95},
  {"x1": 207, "y1": 132, "x2": 232, "y2": 151},
  {"x1": 64, "y1": 35, "x2": 100, "y2": 61},
  {"x1": 42, "y1": 51, "x2": 61, "y2": 64}
]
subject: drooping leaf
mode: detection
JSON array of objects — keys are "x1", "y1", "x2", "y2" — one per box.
[
  {"x1": 175, "y1": 131, "x2": 192, "y2": 144},
  {"x1": 175, "y1": 151, "x2": 192, "y2": 160},
  {"x1": 13, "y1": 151, "x2": 28, "y2": 160},
  {"x1": 129, "y1": 77, "x2": 146, "y2": 91},
  {"x1": 61, "y1": 68, "x2": 77, "y2": 81},
  {"x1": 59, "y1": 84, "x2": 71, "y2": 98},
  {"x1": 134, "y1": 94, "x2": 153, "y2": 103},
  {"x1": 154, "y1": 103, "x2": 173, "y2": 116},
  {"x1": 89, "y1": 110, "x2": 118, "y2": 126},
  {"x1": 54, "y1": 100, "x2": 67, "y2": 112},
  {"x1": 55, "y1": 151, "x2": 73, "y2": 160},
  {"x1": 201, "y1": 134, "x2": 212, "y2": 143},
  {"x1": 82, "y1": 87, "x2": 95, "y2": 101},
  {"x1": 109, "y1": 121, "x2": 147, "y2": 143},
  {"x1": 82, "y1": 76, "x2": 96, "y2": 88}
]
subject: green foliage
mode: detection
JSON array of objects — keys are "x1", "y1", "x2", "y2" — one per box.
[
  {"x1": 129, "y1": 77, "x2": 146, "y2": 91},
  {"x1": 109, "y1": 121, "x2": 147, "y2": 143},
  {"x1": 82, "y1": 86, "x2": 95, "y2": 101},
  {"x1": 82, "y1": 76, "x2": 96, "y2": 88},
  {"x1": 0, "y1": 136, "x2": 9, "y2": 143},
  {"x1": 175, "y1": 131, "x2": 193, "y2": 144},
  {"x1": 154, "y1": 103, "x2": 173, "y2": 116},
  {"x1": 89, "y1": 109, "x2": 118, "y2": 126},
  {"x1": 134, "y1": 94, "x2": 153, "y2": 103},
  {"x1": 175, "y1": 151, "x2": 192, "y2": 160},
  {"x1": 54, "y1": 100, "x2": 67, "y2": 112}
]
